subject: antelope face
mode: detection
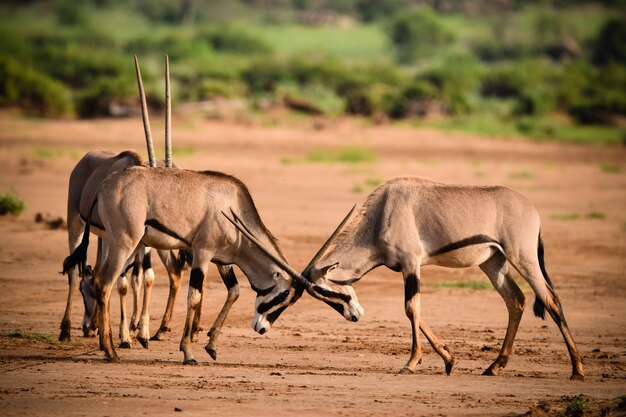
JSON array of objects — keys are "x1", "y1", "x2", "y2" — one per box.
[
  {"x1": 79, "y1": 266, "x2": 97, "y2": 337},
  {"x1": 252, "y1": 273, "x2": 299, "y2": 335},
  {"x1": 308, "y1": 263, "x2": 364, "y2": 323}
]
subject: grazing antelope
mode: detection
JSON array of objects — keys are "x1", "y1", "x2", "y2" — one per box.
[
  {"x1": 61, "y1": 165, "x2": 314, "y2": 364},
  {"x1": 278, "y1": 177, "x2": 584, "y2": 380}
]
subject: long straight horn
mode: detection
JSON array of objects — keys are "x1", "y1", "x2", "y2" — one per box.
[
  {"x1": 164, "y1": 54, "x2": 172, "y2": 168},
  {"x1": 134, "y1": 55, "x2": 156, "y2": 168},
  {"x1": 221, "y1": 211, "x2": 312, "y2": 289},
  {"x1": 302, "y1": 204, "x2": 356, "y2": 278}
]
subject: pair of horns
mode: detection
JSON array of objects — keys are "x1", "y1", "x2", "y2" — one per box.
[
  {"x1": 221, "y1": 205, "x2": 356, "y2": 289},
  {"x1": 134, "y1": 55, "x2": 172, "y2": 168}
]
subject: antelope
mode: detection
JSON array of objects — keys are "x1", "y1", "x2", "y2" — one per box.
[
  {"x1": 236, "y1": 177, "x2": 585, "y2": 380},
  {"x1": 60, "y1": 56, "x2": 238, "y2": 353}
]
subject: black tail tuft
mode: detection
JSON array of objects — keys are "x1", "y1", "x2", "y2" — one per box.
[
  {"x1": 533, "y1": 233, "x2": 554, "y2": 320},
  {"x1": 61, "y1": 198, "x2": 97, "y2": 276}
]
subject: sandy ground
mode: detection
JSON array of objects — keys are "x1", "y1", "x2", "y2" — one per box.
[{"x1": 0, "y1": 115, "x2": 625, "y2": 416}]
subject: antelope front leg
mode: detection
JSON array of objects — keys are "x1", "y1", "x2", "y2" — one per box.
[
  {"x1": 137, "y1": 251, "x2": 154, "y2": 348},
  {"x1": 118, "y1": 274, "x2": 132, "y2": 348},
  {"x1": 191, "y1": 290, "x2": 204, "y2": 342},
  {"x1": 419, "y1": 319, "x2": 455, "y2": 375},
  {"x1": 96, "y1": 274, "x2": 119, "y2": 363},
  {"x1": 180, "y1": 258, "x2": 210, "y2": 365},
  {"x1": 399, "y1": 268, "x2": 422, "y2": 374},
  {"x1": 205, "y1": 265, "x2": 239, "y2": 360}
]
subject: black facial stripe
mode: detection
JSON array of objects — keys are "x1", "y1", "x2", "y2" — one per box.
[
  {"x1": 266, "y1": 306, "x2": 288, "y2": 324},
  {"x1": 189, "y1": 268, "x2": 204, "y2": 291},
  {"x1": 325, "y1": 300, "x2": 345, "y2": 316},
  {"x1": 145, "y1": 219, "x2": 191, "y2": 247},
  {"x1": 258, "y1": 290, "x2": 290, "y2": 314},
  {"x1": 142, "y1": 251, "x2": 152, "y2": 270},
  {"x1": 404, "y1": 273, "x2": 419, "y2": 302},
  {"x1": 251, "y1": 284, "x2": 276, "y2": 296},
  {"x1": 430, "y1": 234, "x2": 499, "y2": 257},
  {"x1": 313, "y1": 285, "x2": 351, "y2": 303}
]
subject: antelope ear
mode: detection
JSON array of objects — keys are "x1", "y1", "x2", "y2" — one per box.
[{"x1": 320, "y1": 262, "x2": 339, "y2": 276}]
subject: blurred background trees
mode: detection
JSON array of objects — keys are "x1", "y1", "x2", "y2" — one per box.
[{"x1": 0, "y1": 0, "x2": 624, "y2": 142}]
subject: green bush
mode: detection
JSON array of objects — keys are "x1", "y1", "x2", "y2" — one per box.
[
  {"x1": 0, "y1": 191, "x2": 26, "y2": 216},
  {"x1": 356, "y1": 0, "x2": 411, "y2": 22},
  {"x1": 593, "y1": 17, "x2": 626, "y2": 66},
  {"x1": 387, "y1": 8, "x2": 454, "y2": 63},
  {"x1": 562, "y1": 63, "x2": 626, "y2": 123},
  {"x1": 0, "y1": 56, "x2": 73, "y2": 116},
  {"x1": 195, "y1": 27, "x2": 272, "y2": 55},
  {"x1": 75, "y1": 76, "x2": 134, "y2": 118}
]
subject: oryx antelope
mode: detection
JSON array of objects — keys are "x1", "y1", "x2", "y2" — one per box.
[
  {"x1": 238, "y1": 177, "x2": 584, "y2": 380},
  {"x1": 62, "y1": 166, "x2": 313, "y2": 364},
  {"x1": 60, "y1": 56, "x2": 234, "y2": 351}
]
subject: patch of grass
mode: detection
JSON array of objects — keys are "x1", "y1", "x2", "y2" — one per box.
[
  {"x1": 509, "y1": 171, "x2": 534, "y2": 179},
  {"x1": 253, "y1": 24, "x2": 389, "y2": 61},
  {"x1": 351, "y1": 184, "x2": 364, "y2": 193},
  {"x1": 33, "y1": 148, "x2": 64, "y2": 159},
  {"x1": 280, "y1": 157, "x2": 298, "y2": 166},
  {"x1": 365, "y1": 177, "x2": 383, "y2": 187},
  {"x1": 0, "y1": 191, "x2": 26, "y2": 216},
  {"x1": 600, "y1": 163, "x2": 623, "y2": 174},
  {"x1": 564, "y1": 395, "x2": 590, "y2": 417},
  {"x1": 586, "y1": 211, "x2": 606, "y2": 220},
  {"x1": 7, "y1": 330, "x2": 58, "y2": 344},
  {"x1": 306, "y1": 147, "x2": 377, "y2": 164},
  {"x1": 171, "y1": 146, "x2": 196, "y2": 157},
  {"x1": 429, "y1": 281, "x2": 492, "y2": 290},
  {"x1": 550, "y1": 213, "x2": 581, "y2": 221}
]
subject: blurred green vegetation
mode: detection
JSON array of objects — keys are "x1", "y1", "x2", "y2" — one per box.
[{"x1": 0, "y1": 0, "x2": 625, "y2": 143}]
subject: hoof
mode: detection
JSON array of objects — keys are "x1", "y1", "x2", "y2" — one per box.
[
  {"x1": 137, "y1": 337, "x2": 149, "y2": 349},
  {"x1": 150, "y1": 333, "x2": 164, "y2": 341},
  {"x1": 205, "y1": 345, "x2": 217, "y2": 361},
  {"x1": 105, "y1": 355, "x2": 121, "y2": 363},
  {"x1": 119, "y1": 341, "x2": 131, "y2": 349},
  {"x1": 59, "y1": 330, "x2": 71, "y2": 342},
  {"x1": 183, "y1": 358, "x2": 198, "y2": 366},
  {"x1": 570, "y1": 373, "x2": 585, "y2": 381},
  {"x1": 398, "y1": 367, "x2": 415, "y2": 375},
  {"x1": 445, "y1": 359, "x2": 455, "y2": 375},
  {"x1": 482, "y1": 367, "x2": 497, "y2": 376}
]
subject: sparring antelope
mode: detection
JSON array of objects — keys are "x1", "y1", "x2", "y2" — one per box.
[
  {"x1": 60, "y1": 56, "x2": 235, "y2": 351},
  {"x1": 61, "y1": 165, "x2": 316, "y2": 364},
  {"x1": 237, "y1": 177, "x2": 585, "y2": 380}
]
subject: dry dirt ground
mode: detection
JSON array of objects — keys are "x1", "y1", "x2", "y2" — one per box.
[{"x1": 0, "y1": 115, "x2": 625, "y2": 416}]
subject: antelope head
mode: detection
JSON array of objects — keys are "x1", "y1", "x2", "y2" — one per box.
[
  {"x1": 222, "y1": 210, "x2": 311, "y2": 335},
  {"x1": 223, "y1": 205, "x2": 364, "y2": 327},
  {"x1": 300, "y1": 206, "x2": 364, "y2": 323}
]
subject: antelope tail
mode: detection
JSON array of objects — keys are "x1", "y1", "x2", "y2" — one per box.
[
  {"x1": 533, "y1": 232, "x2": 554, "y2": 320},
  {"x1": 62, "y1": 198, "x2": 98, "y2": 276}
]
